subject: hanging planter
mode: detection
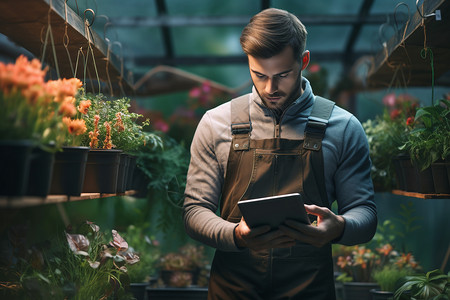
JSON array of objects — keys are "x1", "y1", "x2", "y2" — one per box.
[
  {"x1": 49, "y1": 146, "x2": 90, "y2": 196},
  {"x1": 26, "y1": 146, "x2": 55, "y2": 197},
  {"x1": 116, "y1": 153, "x2": 130, "y2": 193},
  {"x1": 0, "y1": 140, "x2": 34, "y2": 196},
  {"x1": 82, "y1": 149, "x2": 122, "y2": 194},
  {"x1": 431, "y1": 162, "x2": 450, "y2": 194}
]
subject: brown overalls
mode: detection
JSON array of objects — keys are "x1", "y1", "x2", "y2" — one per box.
[{"x1": 208, "y1": 95, "x2": 337, "y2": 300}]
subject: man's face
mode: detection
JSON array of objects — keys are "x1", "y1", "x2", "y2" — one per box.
[{"x1": 248, "y1": 46, "x2": 308, "y2": 112}]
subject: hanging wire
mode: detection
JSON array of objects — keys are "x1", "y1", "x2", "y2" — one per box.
[
  {"x1": 393, "y1": 2, "x2": 410, "y2": 33},
  {"x1": 63, "y1": 0, "x2": 75, "y2": 77},
  {"x1": 83, "y1": 8, "x2": 101, "y2": 94},
  {"x1": 97, "y1": 15, "x2": 114, "y2": 96},
  {"x1": 40, "y1": 0, "x2": 61, "y2": 79},
  {"x1": 112, "y1": 41, "x2": 126, "y2": 97}
]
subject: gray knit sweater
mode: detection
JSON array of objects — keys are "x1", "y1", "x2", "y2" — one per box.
[{"x1": 183, "y1": 77, "x2": 377, "y2": 252}]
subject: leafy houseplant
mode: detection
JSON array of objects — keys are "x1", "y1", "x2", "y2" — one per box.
[
  {"x1": 394, "y1": 269, "x2": 450, "y2": 300},
  {"x1": 362, "y1": 93, "x2": 419, "y2": 191},
  {"x1": 400, "y1": 98, "x2": 450, "y2": 171}
]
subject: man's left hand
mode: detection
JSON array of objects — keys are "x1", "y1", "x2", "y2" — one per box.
[{"x1": 279, "y1": 204, "x2": 345, "y2": 247}]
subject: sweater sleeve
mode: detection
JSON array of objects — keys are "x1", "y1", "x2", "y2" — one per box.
[
  {"x1": 333, "y1": 115, "x2": 377, "y2": 245},
  {"x1": 183, "y1": 112, "x2": 241, "y2": 252}
]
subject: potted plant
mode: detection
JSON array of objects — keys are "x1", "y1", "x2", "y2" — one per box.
[
  {"x1": 370, "y1": 247, "x2": 421, "y2": 300},
  {"x1": 362, "y1": 93, "x2": 419, "y2": 192},
  {"x1": 157, "y1": 244, "x2": 208, "y2": 288},
  {"x1": 400, "y1": 98, "x2": 450, "y2": 194},
  {"x1": 393, "y1": 269, "x2": 450, "y2": 300},
  {"x1": 74, "y1": 94, "x2": 162, "y2": 194},
  {"x1": 0, "y1": 55, "x2": 88, "y2": 197}
]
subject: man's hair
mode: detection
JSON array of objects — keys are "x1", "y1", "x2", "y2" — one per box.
[{"x1": 240, "y1": 8, "x2": 307, "y2": 61}]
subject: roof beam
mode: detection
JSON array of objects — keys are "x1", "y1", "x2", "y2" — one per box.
[
  {"x1": 128, "y1": 51, "x2": 373, "y2": 66},
  {"x1": 154, "y1": 0, "x2": 174, "y2": 61},
  {"x1": 343, "y1": 0, "x2": 375, "y2": 66},
  {"x1": 107, "y1": 13, "x2": 398, "y2": 27}
]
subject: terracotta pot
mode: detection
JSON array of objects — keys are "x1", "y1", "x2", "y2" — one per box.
[
  {"x1": 82, "y1": 149, "x2": 122, "y2": 194},
  {"x1": 49, "y1": 146, "x2": 90, "y2": 196}
]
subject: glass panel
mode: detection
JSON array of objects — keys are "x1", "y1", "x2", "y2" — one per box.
[
  {"x1": 172, "y1": 27, "x2": 244, "y2": 56},
  {"x1": 272, "y1": 0, "x2": 360, "y2": 15},
  {"x1": 166, "y1": 0, "x2": 260, "y2": 16},
  {"x1": 306, "y1": 26, "x2": 352, "y2": 52}
]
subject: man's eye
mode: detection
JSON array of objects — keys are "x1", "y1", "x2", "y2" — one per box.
[
  {"x1": 278, "y1": 73, "x2": 289, "y2": 78},
  {"x1": 255, "y1": 73, "x2": 265, "y2": 78}
]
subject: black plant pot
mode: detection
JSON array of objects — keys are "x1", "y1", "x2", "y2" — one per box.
[
  {"x1": 146, "y1": 287, "x2": 208, "y2": 300},
  {"x1": 129, "y1": 282, "x2": 149, "y2": 300},
  {"x1": 370, "y1": 289, "x2": 394, "y2": 300},
  {"x1": 343, "y1": 282, "x2": 379, "y2": 300},
  {"x1": 126, "y1": 155, "x2": 137, "y2": 191},
  {"x1": 26, "y1": 147, "x2": 55, "y2": 197},
  {"x1": 0, "y1": 140, "x2": 34, "y2": 196},
  {"x1": 49, "y1": 146, "x2": 90, "y2": 196},
  {"x1": 431, "y1": 162, "x2": 450, "y2": 194},
  {"x1": 82, "y1": 149, "x2": 122, "y2": 194},
  {"x1": 116, "y1": 153, "x2": 130, "y2": 193}
]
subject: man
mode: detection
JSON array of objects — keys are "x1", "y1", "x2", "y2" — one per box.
[{"x1": 183, "y1": 8, "x2": 377, "y2": 300}]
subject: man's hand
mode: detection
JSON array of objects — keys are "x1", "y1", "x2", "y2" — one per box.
[
  {"x1": 279, "y1": 204, "x2": 345, "y2": 248},
  {"x1": 234, "y1": 217, "x2": 296, "y2": 251}
]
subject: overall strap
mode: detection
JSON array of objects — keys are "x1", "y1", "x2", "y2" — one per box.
[
  {"x1": 303, "y1": 96, "x2": 335, "y2": 151},
  {"x1": 230, "y1": 94, "x2": 252, "y2": 151}
]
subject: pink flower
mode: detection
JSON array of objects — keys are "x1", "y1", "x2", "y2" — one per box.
[
  {"x1": 382, "y1": 93, "x2": 396, "y2": 108},
  {"x1": 109, "y1": 230, "x2": 128, "y2": 252}
]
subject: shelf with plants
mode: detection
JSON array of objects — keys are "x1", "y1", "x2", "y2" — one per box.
[
  {"x1": 0, "y1": 0, "x2": 133, "y2": 94},
  {"x1": 366, "y1": 0, "x2": 450, "y2": 88}
]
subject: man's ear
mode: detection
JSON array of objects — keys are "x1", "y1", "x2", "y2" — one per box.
[{"x1": 301, "y1": 50, "x2": 310, "y2": 71}]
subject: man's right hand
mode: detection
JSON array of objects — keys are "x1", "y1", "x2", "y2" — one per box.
[{"x1": 234, "y1": 217, "x2": 296, "y2": 250}]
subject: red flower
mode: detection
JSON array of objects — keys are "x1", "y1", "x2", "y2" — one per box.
[
  {"x1": 406, "y1": 116, "x2": 415, "y2": 126},
  {"x1": 390, "y1": 109, "x2": 401, "y2": 120}
]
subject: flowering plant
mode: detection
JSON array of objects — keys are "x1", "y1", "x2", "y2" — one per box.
[
  {"x1": 400, "y1": 97, "x2": 450, "y2": 171},
  {"x1": 335, "y1": 243, "x2": 420, "y2": 283},
  {"x1": 76, "y1": 94, "x2": 162, "y2": 152},
  {"x1": 158, "y1": 244, "x2": 209, "y2": 287},
  {"x1": 0, "y1": 221, "x2": 139, "y2": 299},
  {"x1": 0, "y1": 55, "x2": 83, "y2": 149},
  {"x1": 362, "y1": 93, "x2": 419, "y2": 191}
]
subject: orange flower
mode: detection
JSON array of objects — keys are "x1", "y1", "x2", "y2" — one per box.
[
  {"x1": 114, "y1": 112, "x2": 125, "y2": 132},
  {"x1": 78, "y1": 100, "x2": 91, "y2": 115},
  {"x1": 89, "y1": 115, "x2": 100, "y2": 148},
  {"x1": 63, "y1": 117, "x2": 86, "y2": 136},
  {"x1": 103, "y1": 121, "x2": 114, "y2": 149},
  {"x1": 59, "y1": 97, "x2": 77, "y2": 117},
  {"x1": 377, "y1": 244, "x2": 393, "y2": 256}
]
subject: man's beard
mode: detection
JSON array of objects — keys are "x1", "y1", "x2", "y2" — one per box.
[{"x1": 255, "y1": 73, "x2": 303, "y2": 119}]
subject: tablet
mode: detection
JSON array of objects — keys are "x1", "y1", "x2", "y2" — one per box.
[{"x1": 237, "y1": 193, "x2": 310, "y2": 229}]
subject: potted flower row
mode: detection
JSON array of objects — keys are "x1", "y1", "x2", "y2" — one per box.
[
  {"x1": 0, "y1": 55, "x2": 162, "y2": 198},
  {"x1": 363, "y1": 93, "x2": 450, "y2": 194}
]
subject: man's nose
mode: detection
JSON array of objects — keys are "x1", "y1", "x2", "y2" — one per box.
[{"x1": 265, "y1": 77, "x2": 278, "y2": 94}]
